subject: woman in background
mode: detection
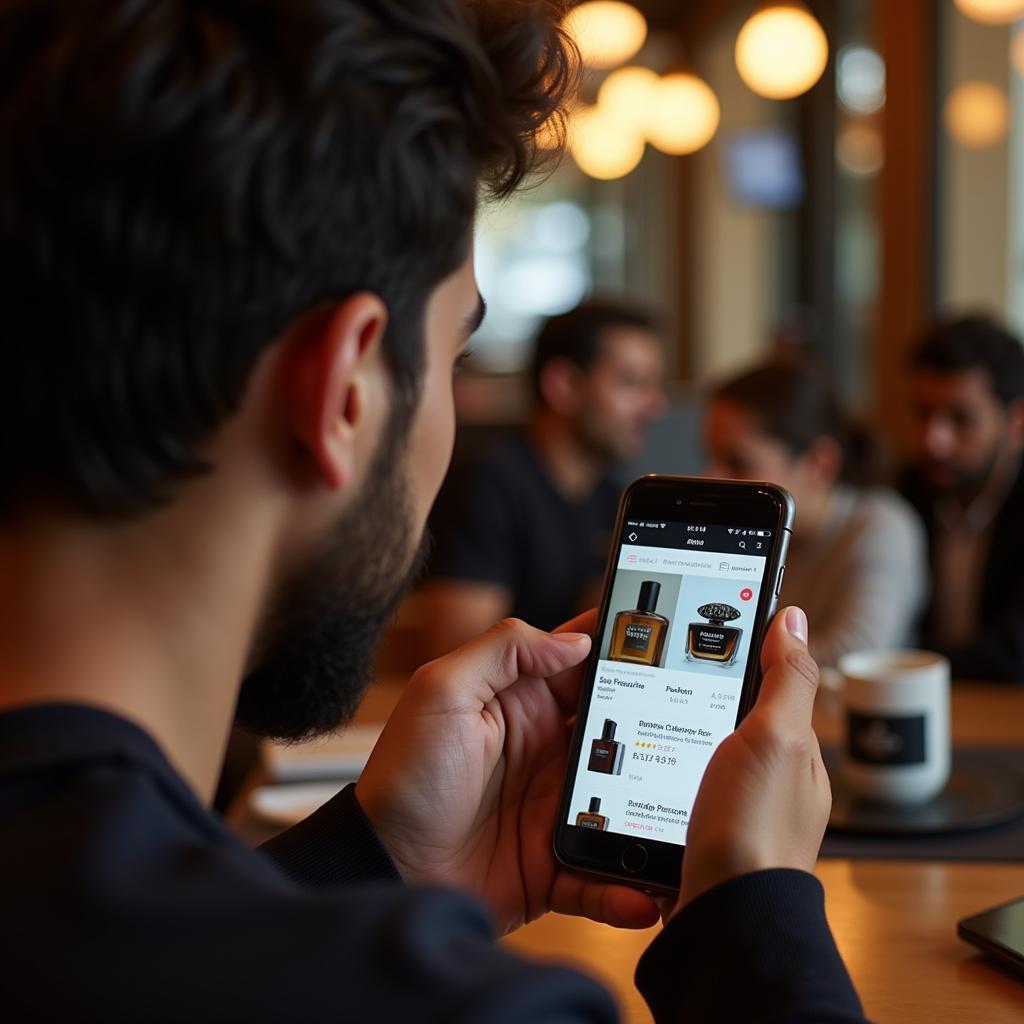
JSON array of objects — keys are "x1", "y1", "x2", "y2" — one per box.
[{"x1": 704, "y1": 360, "x2": 927, "y2": 672}]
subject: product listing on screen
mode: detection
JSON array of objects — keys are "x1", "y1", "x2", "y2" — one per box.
[{"x1": 567, "y1": 519, "x2": 769, "y2": 845}]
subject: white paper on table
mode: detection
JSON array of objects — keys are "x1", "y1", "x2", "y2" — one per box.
[{"x1": 262, "y1": 723, "x2": 383, "y2": 783}]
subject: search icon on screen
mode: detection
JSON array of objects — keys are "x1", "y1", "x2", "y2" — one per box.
[{"x1": 738, "y1": 541, "x2": 746, "y2": 549}]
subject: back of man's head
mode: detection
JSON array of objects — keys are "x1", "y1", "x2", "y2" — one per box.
[
  {"x1": 0, "y1": 0, "x2": 574, "y2": 520},
  {"x1": 529, "y1": 300, "x2": 656, "y2": 407},
  {"x1": 910, "y1": 315, "x2": 1024, "y2": 407}
]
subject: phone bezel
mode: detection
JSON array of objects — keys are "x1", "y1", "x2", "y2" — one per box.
[{"x1": 553, "y1": 474, "x2": 795, "y2": 894}]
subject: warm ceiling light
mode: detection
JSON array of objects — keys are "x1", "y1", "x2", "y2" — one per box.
[
  {"x1": 645, "y1": 73, "x2": 720, "y2": 155},
  {"x1": 953, "y1": 0, "x2": 1024, "y2": 25},
  {"x1": 945, "y1": 81, "x2": 1009, "y2": 148},
  {"x1": 597, "y1": 65, "x2": 660, "y2": 125},
  {"x1": 735, "y1": 4, "x2": 829, "y2": 100},
  {"x1": 569, "y1": 105, "x2": 645, "y2": 179},
  {"x1": 562, "y1": 2, "x2": 648, "y2": 70}
]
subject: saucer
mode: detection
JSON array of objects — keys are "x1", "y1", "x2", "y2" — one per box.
[{"x1": 826, "y1": 751, "x2": 1024, "y2": 836}]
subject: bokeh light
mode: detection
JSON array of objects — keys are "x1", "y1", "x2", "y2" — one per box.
[
  {"x1": 562, "y1": 2, "x2": 648, "y2": 70},
  {"x1": 735, "y1": 4, "x2": 829, "y2": 100},
  {"x1": 945, "y1": 81, "x2": 1009, "y2": 149},
  {"x1": 646, "y1": 73, "x2": 720, "y2": 156},
  {"x1": 598, "y1": 65, "x2": 660, "y2": 125},
  {"x1": 953, "y1": 0, "x2": 1024, "y2": 26},
  {"x1": 837, "y1": 46, "x2": 886, "y2": 114},
  {"x1": 569, "y1": 104, "x2": 646, "y2": 179}
]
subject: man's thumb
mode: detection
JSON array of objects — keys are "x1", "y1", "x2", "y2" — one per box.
[{"x1": 753, "y1": 607, "x2": 819, "y2": 726}]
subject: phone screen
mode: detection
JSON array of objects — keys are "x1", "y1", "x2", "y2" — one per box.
[{"x1": 565, "y1": 515, "x2": 775, "y2": 846}]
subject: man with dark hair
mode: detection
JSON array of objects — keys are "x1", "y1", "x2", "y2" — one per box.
[
  {"x1": 423, "y1": 300, "x2": 667, "y2": 656},
  {"x1": 901, "y1": 314, "x2": 1024, "y2": 681},
  {"x1": 0, "y1": 1, "x2": 864, "y2": 1020}
]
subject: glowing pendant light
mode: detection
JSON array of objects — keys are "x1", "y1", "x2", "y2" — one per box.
[
  {"x1": 953, "y1": 0, "x2": 1024, "y2": 25},
  {"x1": 945, "y1": 81, "x2": 1009, "y2": 148},
  {"x1": 562, "y1": 1, "x2": 648, "y2": 70},
  {"x1": 597, "y1": 65, "x2": 660, "y2": 124},
  {"x1": 569, "y1": 104, "x2": 645, "y2": 180},
  {"x1": 735, "y1": 3, "x2": 829, "y2": 100},
  {"x1": 645, "y1": 73, "x2": 721, "y2": 155}
]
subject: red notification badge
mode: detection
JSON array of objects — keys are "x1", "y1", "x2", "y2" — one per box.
[{"x1": 740, "y1": 588, "x2": 753, "y2": 602}]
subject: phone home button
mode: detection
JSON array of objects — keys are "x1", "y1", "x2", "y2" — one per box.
[{"x1": 620, "y1": 843, "x2": 648, "y2": 874}]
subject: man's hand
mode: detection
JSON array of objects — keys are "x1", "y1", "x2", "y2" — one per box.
[
  {"x1": 673, "y1": 606, "x2": 831, "y2": 914},
  {"x1": 355, "y1": 614, "x2": 660, "y2": 936}
]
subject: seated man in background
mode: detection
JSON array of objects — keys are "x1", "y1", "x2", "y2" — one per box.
[
  {"x1": 901, "y1": 315, "x2": 1024, "y2": 682},
  {"x1": 704, "y1": 359, "x2": 927, "y2": 672},
  {"x1": 422, "y1": 301, "x2": 667, "y2": 657}
]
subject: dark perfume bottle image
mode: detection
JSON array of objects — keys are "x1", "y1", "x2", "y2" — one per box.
[
  {"x1": 587, "y1": 719, "x2": 625, "y2": 775},
  {"x1": 686, "y1": 603, "x2": 743, "y2": 665},
  {"x1": 608, "y1": 580, "x2": 669, "y2": 667},
  {"x1": 575, "y1": 797, "x2": 609, "y2": 830}
]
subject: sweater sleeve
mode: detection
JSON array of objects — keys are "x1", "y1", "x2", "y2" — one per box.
[
  {"x1": 258, "y1": 782, "x2": 401, "y2": 887},
  {"x1": 636, "y1": 869, "x2": 869, "y2": 1024}
]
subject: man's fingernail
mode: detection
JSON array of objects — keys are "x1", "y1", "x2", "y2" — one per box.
[
  {"x1": 554, "y1": 632, "x2": 590, "y2": 644},
  {"x1": 785, "y1": 607, "x2": 808, "y2": 644}
]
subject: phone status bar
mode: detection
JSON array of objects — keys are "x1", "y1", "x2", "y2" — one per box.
[{"x1": 623, "y1": 521, "x2": 772, "y2": 555}]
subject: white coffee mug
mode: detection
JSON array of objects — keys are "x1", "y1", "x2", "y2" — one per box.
[{"x1": 837, "y1": 649, "x2": 951, "y2": 805}]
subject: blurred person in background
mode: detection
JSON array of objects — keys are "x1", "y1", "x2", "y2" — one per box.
[
  {"x1": 422, "y1": 300, "x2": 667, "y2": 657},
  {"x1": 901, "y1": 315, "x2": 1024, "y2": 682},
  {"x1": 704, "y1": 360, "x2": 927, "y2": 672}
]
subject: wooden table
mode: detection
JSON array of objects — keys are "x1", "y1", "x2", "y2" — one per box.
[
  {"x1": 247, "y1": 680, "x2": 1024, "y2": 1022},
  {"x1": 502, "y1": 683, "x2": 1024, "y2": 1023}
]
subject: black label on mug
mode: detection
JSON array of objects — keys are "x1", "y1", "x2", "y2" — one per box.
[{"x1": 846, "y1": 711, "x2": 926, "y2": 766}]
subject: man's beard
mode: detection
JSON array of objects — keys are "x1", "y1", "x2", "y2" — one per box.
[
  {"x1": 923, "y1": 440, "x2": 1003, "y2": 498},
  {"x1": 235, "y1": 420, "x2": 428, "y2": 742}
]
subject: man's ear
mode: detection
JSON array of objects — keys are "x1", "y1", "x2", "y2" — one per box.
[
  {"x1": 286, "y1": 293, "x2": 388, "y2": 490},
  {"x1": 538, "y1": 357, "x2": 584, "y2": 417}
]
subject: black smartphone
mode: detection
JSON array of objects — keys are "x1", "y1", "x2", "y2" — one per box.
[
  {"x1": 554, "y1": 474, "x2": 794, "y2": 894},
  {"x1": 958, "y1": 896, "x2": 1024, "y2": 975}
]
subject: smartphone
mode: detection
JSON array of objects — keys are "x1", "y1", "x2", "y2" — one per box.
[
  {"x1": 958, "y1": 896, "x2": 1024, "y2": 975},
  {"x1": 554, "y1": 475, "x2": 794, "y2": 894}
]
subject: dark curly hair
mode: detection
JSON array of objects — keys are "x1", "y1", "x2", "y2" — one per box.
[
  {"x1": 910, "y1": 314, "x2": 1024, "y2": 407},
  {"x1": 713, "y1": 360, "x2": 883, "y2": 487},
  {"x1": 529, "y1": 298, "x2": 658, "y2": 405},
  {"x1": 0, "y1": 0, "x2": 577, "y2": 517}
]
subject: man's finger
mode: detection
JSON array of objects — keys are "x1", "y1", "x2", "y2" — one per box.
[
  {"x1": 751, "y1": 606, "x2": 819, "y2": 731},
  {"x1": 548, "y1": 608, "x2": 598, "y2": 716},
  {"x1": 422, "y1": 618, "x2": 591, "y2": 709},
  {"x1": 549, "y1": 871, "x2": 661, "y2": 929}
]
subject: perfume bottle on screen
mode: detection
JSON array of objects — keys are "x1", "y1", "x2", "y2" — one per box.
[
  {"x1": 587, "y1": 719, "x2": 625, "y2": 775},
  {"x1": 575, "y1": 797, "x2": 609, "y2": 830},
  {"x1": 608, "y1": 581, "x2": 669, "y2": 667},
  {"x1": 686, "y1": 603, "x2": 743, "y2": 666}
]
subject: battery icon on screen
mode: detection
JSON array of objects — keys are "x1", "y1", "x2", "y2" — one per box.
[{"x1": 754, "y1": 530, "x2": 771, "y2": 537}]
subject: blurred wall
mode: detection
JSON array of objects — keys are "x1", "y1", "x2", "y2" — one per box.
[
  {"x1": 939, "y1": 7, "x2": 1010, "y2": 315},
  {"x1": 690, "y1": 5, "x2": 790, "y2": 384}
]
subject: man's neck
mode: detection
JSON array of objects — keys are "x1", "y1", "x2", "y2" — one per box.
[
  {"x1": 527, "y1": 415, "x2": 606, "y2": 503},
  {"x1": 0, "y1": 499, "x2": 276, "y2": 804}
]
